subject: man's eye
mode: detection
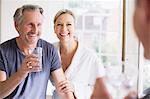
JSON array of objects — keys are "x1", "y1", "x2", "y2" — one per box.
[
  {"x1": 67, "y1": 24, "x2": 72, "y2": 26},
  {"x1": 28, "y1": 24, "x2": 32, "y2": 27}
]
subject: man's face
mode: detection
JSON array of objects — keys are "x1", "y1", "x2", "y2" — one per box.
[
  {"x1": 16, "y1": 10, "x2": 43, "y2": 46},
  {"x1": 134, "y1": 0, "x2": 150, "y2": 59}
]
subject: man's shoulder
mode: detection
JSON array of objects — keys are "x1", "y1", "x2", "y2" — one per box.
[
  {"x1": 39, "y1": 39, "x2": 52, "y2": 44},
  {"x1": 38, "y1": 39, "x2": 57, "y2": 52},
  {"x1": 0, "y1": 38, "x2": 16, "y2": 48},
  {"x1": 38, "y1": 39, "x2": 54, "y2": 48}
]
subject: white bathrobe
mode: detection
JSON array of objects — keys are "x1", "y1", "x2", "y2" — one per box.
[{"x1": 52, "y1": 41, "x2": 105, "y2": 99}]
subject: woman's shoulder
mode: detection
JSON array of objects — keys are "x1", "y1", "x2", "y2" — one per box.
[{"x1": 79, "y1": 42, "x2": 98, "y2": 59}]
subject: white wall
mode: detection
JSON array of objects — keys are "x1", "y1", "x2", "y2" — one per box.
[{"x1": 0, "y1": 0, "x2": 67, "y2": 43}]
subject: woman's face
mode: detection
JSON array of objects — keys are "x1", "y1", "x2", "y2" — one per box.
[{"x1": 54, "y1": 13, "x2": 75, "y2": 42}]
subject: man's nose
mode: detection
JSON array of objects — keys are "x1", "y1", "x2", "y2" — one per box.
[{"x1": 32, "y1": 25, "x2": 38, "y2": 33}]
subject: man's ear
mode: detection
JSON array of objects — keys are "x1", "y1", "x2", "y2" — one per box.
[{"x1": 14, "y1": 21, "x2": 20, "y2": 33}]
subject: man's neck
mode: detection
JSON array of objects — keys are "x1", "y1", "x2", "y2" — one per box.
[{"x1": 16, "y1": 37, "x2": 36, "y2": 55}]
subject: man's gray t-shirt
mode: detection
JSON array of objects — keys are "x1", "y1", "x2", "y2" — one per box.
[{"x1": 0, "y1": 38, "x2": 61, "y2": 99}]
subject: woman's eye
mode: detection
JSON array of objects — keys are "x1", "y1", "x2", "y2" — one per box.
[
  {"x1": 38, "y1": 23, "x2": 42, "y2": 27},
  {"x1": 57, "y1": 24, "x2": 62, "y2": 26}
]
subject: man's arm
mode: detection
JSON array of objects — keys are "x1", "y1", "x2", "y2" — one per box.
[
  {"x1": 51, "y1": 68, "x2": 75, "y2": 99},
  {"x1": 0, "y1": 54, "x2": 41, "y2": 98},
  {"x1": 0, "y1": 70, "x2": 28, "y2": 98}
]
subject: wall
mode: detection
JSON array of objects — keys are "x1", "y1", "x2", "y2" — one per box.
[{"x1": 0, "y1": 0, "x2": 66, "y2": 43}]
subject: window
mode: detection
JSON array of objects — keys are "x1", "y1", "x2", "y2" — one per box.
[
  {"x1": 65, "y1": 0, "x2": 123, "y2": 98},
  {"x1": 65, "y1": 0, "x2": 122, "y2": 69}
]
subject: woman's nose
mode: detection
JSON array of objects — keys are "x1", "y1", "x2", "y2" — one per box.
[{"x1": 62, "y1": 25, "x2": 67, "y2": 32}]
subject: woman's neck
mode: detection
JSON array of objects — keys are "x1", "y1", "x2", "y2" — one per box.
[
  {"x1": 59, "y1": 40, "x2": 78, "y2": 71},
  {"x1": 60, "y1": 40, "x2": 78, "y2": 54}
]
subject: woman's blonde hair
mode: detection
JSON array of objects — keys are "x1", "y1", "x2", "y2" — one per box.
[{"x1": 54, "y1": 9, "x2": 76, "y2": 24}]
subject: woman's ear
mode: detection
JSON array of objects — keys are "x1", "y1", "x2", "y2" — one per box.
[
  {"x1": 73, "y1": 35, "x2": 78, "y2": 41},
  {"x1": 54, "y1": 25, "x2": 56, "y2": 34}
]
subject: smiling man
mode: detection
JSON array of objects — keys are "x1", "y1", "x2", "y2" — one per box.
[{"x1": 0, "y1": 4, "x2": 75, "y2": 99}]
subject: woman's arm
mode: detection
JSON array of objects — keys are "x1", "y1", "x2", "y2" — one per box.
[
  {"x1": 91, "y1": 77, "x2": 113, "y2": 99},
  {"x1": 51, "y1": 68, "x2": 75, "y2": 99}
]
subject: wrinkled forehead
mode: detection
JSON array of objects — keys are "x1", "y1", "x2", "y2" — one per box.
[{"x1": 21, "y1": 10, "x2": 43, "y2": 23}]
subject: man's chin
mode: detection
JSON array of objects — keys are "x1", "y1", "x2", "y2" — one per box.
[{"x1": 28, "y1": 39, "x2": 38, "y2": 45}]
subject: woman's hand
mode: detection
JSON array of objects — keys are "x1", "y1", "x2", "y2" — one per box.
[
  {"x1": 56, "y1": 80, "x2": 76, "y2": 99},
  {"x1": 57, "y1": 80, "x2": 74, "y2": 94}
]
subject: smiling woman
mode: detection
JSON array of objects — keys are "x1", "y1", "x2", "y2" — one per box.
[{"x1": 51, "y1": 9, "x2": 110, "y2": 99}]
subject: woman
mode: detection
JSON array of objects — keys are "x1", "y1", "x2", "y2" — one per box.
[{"x1": 52, "y1": 9, "x2": 111, "y2": 99}]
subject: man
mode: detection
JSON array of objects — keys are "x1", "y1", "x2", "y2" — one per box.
[
  {"x1": 0, "y1": 4, "x2": 74, "y2": 99},
  {"x1": 134, "y1": 0, "x2": 150, "y2": 59},
  {"x1": 133, "y1": 0, "x2": 150, "y2": 98},
  {"x1": 91, "y1": 0, "x2": 150, "y2": 98},
  {"x1": 124, "y1": 0, "x2": 150, "y2": 98}
]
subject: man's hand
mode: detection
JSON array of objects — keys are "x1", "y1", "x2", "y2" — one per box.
[{"x1": 19, "y1": 54, "x2": 41, "y2": 75}]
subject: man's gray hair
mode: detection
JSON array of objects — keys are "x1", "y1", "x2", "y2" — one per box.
[{"x1": 13, "y1": 4, "x2": 43, "y2": 25}]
